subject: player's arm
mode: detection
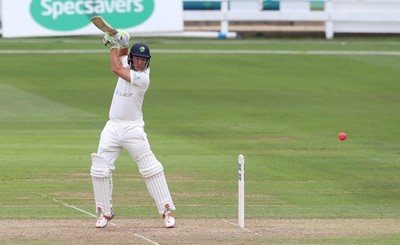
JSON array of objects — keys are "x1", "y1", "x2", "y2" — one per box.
[
  {"x1": 104, "y1": 30, "x2": 131, "y2": 82},
  {"x1": 110, "y1": 48, "x2": 131, "y2": 82},
  {"x1": 119, "y1": 47, "x2": 129, "y2": 57}
]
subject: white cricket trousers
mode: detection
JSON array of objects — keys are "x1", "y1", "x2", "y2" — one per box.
[
  {"x1": 95, "y1": 119, "x2": 176, "y2": 214},
  {"x1": 97, "y1": 119, "x2": 151, "y2": 167}
]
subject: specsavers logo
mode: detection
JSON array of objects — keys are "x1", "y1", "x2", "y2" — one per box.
[{"x1": 30, "y1": 0, "x2": 155, "y2": 31}]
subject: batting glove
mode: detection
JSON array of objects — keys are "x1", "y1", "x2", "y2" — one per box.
[
  {"x1": 115, "y1": 29, "x2": 130, "y2": 49},
  {"x1": 103, "y1": 29, "x2": 130, "y2": 49},
  {"x1": 103, "y1": 33, "x2": 119, "y2": 49}
]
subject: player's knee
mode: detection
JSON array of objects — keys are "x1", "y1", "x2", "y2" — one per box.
[
  {"x1": 137, "y1": 154, "x2": 164, "y2": 179},
  {"x1": 90, "y1": 153, "x2": 112, "y2": 178}
]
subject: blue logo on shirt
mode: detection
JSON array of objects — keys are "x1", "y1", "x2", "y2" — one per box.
[{"x1": 115, "y1": 88, "x2": 133, "y2": 97}]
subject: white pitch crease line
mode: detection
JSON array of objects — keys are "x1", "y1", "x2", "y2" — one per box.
[
  {"x1": 40, "y1": 193, "x2": 98, "y2": 218},
  {"x1": 40, "y1": 193, "x2": 160, "y2": 245},
  {"x1": 222, "y1": 219, "x2": 258, "y2": 235}
]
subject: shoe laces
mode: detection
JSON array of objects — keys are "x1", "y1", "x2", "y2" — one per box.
[
  {"x1": 163, "y1": 204, "x2": 174, "y2": 219},
  {"x1": 163, "y1": 210, "x2": 174, "y2": 219},
  {"x1": 97, "y1": 207, "x2": 114, "y2": 220}
]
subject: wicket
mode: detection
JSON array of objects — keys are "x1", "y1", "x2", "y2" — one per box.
[{"x1": 238, "y1": 154, "x2": 245, "y2": 228}]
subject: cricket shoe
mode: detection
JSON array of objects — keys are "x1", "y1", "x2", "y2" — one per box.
[
  {"x1": 162, "y1": 204, "x2": 176, "y2": 228},
  {"x1": 96, "y1": 208, "x2": 114, "y2": 228}
]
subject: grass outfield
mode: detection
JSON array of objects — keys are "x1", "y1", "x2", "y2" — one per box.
[{"x1": 0, "y1": 37, "x2": 399, "y2": 243}]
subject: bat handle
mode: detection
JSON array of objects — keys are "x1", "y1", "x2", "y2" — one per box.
[{"x1": 110, "y1": 28, "x2": 118, "y2": 36}]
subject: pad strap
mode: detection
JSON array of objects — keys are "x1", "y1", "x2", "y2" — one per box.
[{"x1": 90, "y1": 153, "x2": 111, "y2": 178}]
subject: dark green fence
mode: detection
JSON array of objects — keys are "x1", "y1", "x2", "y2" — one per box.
[{"x1": 183, "y1": 1, "x2": 221, "y2": 10}]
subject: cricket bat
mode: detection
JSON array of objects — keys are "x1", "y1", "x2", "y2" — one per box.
[{"x1": 91, "y1": 16, "x2": 118, "y2": 36}]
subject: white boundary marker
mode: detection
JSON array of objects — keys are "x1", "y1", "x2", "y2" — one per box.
[
  {"x1": 2, "y1": 38, "x2": 400, "y2": 46},
  {"x1": 1, "y1": 49, "x2": 400, "y2": 56},
  {"x1": 40, "y1": 193, "x2": 160, "y2": 245}
]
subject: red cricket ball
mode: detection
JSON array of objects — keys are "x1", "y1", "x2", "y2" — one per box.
[{"x1": 338, "y1": 132, "x2": 347, "y2": 141}]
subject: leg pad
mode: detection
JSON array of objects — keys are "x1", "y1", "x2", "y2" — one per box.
[
  {"x1": 91, "y1": 153, "x2": 113, "y2": 216},
  {"x1": 137, "y1": 154, "x2": 176, "y2": 215}
]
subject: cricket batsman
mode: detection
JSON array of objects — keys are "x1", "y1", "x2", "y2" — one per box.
[{"x1": 90, "y1": 29, "x2": 176, "y2": 228}]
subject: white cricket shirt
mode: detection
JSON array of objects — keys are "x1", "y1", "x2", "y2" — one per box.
[{"x1": 108, "y1": 56, "x2": 150, "y2": 126}]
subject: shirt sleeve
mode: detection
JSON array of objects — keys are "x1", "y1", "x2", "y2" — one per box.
[{"x1": 121, "y1": 56, "x2": 129, "y2": 67}]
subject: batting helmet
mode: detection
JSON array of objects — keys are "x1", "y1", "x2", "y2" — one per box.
[{"x1": 128, "y1": 42, "x2": 151, "y2": 71}]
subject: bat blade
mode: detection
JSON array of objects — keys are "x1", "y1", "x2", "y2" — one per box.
[{"x1": 91, "y1": 16, "x2": 118, "y2": 35}]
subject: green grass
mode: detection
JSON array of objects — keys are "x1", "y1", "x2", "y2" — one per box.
[{"x1": 0, "y1": 37, "x2": 399, "y2": 242}]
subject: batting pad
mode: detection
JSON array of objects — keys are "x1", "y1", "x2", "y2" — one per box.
[
  {"x1": 90, "y1": 153, "x2": 113, "y2": 216},
  {"x1": 137, "y1": 154, "x2": 176, "y2": 215}
]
